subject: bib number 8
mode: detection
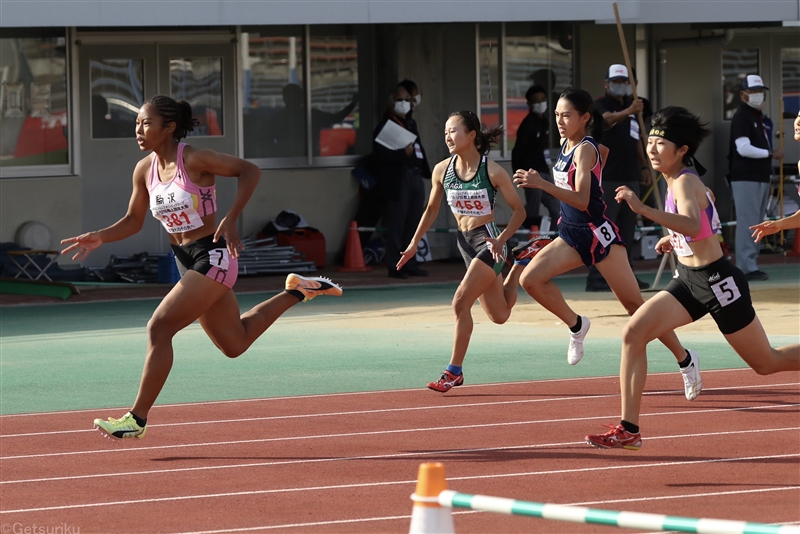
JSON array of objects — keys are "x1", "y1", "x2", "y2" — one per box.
[
  {"x1": 592, "y1": 221, "x2": 615, "y2": 248},
  {"x1": 711, "y1": 276, "x2": 741, "y2": 307}
]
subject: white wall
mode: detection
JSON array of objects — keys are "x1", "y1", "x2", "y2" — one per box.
[{"x1": 0, "y1": 176, "x2": 82, "y2": 250}]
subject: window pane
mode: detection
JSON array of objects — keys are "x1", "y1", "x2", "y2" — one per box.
[
  {"x1": 170, "y1": 57, "x2": 223, "y2": 136},
  {"x1": 90, "y1": 59, "x2": 144, "y2": 139},
  {"x1": 781, "y1": 48, "x2": 800, "y2": 118},
  {"x1": 242, "y1": 29, "x2": 306, "y2": 158},
  {"x1": 722, "y1": 49, "x2": 759, "y2": 120},
  {"x1": 479, "y1": 24, "x2": 501, "y2": 138},
  {"x1": 505, "y1": 23, "x2": 573, "y2": 153},
  {"x1": 0, "y1": 32, "x2": 68, "y2": 168},
  {"x1": 310, "y1": 28, "x2": 360, "y2": 157}
]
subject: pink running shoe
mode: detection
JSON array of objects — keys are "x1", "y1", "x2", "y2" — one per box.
[
  {"x1": 585, "y1": 424, "x2": 642, "y2": 450},
  {"x1": 427, "y1": 370, "x2": 464, "y2": 392}
]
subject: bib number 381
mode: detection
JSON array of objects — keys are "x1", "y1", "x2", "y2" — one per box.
[
  {"x1": 711, "y1": 276, "x2": 741, "y2": 307},
  {"x1": 592, "y1": 221, "x2": 616, "y2": 248}
]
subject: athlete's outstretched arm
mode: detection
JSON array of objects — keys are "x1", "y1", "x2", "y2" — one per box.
[
  {"x1": 615, "y1": 172, "x2": 702, "y2": 237},
  {"x1": 61, "y1": 158, "x2": 151, "y2": 261},
  {"x1": 185, "y1": 148, "x2": 261, "y2": 258},
  {"x1": 488, "y1": 160, "x2": 526, "y2": 262},
  {"x1": 397, "y1": 160, "x2": 446, "y2": 270},
  {"x1": 513, "y1": 143, "x2": 593, "y2": 210}
]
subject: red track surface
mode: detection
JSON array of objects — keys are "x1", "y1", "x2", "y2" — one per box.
[{"x1": 2, "y1": 369, "x2": 799, "y2": 533}]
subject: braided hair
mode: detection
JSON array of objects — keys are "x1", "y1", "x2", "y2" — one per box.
[{"x1": 145, "y1": 95, "x2": 199, "y2": 141}]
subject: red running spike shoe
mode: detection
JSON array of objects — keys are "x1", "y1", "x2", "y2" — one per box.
[
  {"x1": 427, "y1": 370, "x2": 464, "y2": 392},
  {"x1": 511, "y1": 236, "x2": 553, "y2": 265},
  {"x1": 585, "y1": 424, "x2": 642, "y2": 450}
]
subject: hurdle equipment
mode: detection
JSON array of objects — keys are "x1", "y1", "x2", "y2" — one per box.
[
  {"x1": 410, "y1": 463, "x2": 800, "y2": 533},
  {"x1": 409, "y1": 463, "x2": 455, "y2": 534}
]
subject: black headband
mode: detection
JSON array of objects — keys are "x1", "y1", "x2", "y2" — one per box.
[
  {"x1": 649, "y1": 127, "x2": 706, "y2": 176},
  {"x1": 649, "y1": 127, "x2": 686, "y2": 148}
]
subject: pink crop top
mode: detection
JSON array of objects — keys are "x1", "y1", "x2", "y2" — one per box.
[
  {"x1": 147, "y1": 143, "x2": 217, "y2": 234},
  {"x1": 664, "y1": 169, "x2": 721, "y2": 257}
]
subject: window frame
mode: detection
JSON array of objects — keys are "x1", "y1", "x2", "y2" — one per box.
[
  {"x1": 241, "y1": 24, "x2": 366, "y2": 170},
  {"x1": 0, "y1": 27, "x2": 73, "y2": 179}
]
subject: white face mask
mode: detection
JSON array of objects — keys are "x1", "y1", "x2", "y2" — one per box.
[
  {"x1": 608, "y1": 82, "x2": 628, "y2": 98},
  {"x1": 532, "y1": 102, "x2": 547, "y2": 114},
  {"x1": 413, "y1": 94, "x2": 422, "y2": 107},
  {"x1": 746, "y1": 92, "x2": 764, "y2": 109},
  {"x1": 626, "y1": 84, "x2": 634, "y2": 97},
  {"x1": 394, "y1": 101, "x2": 411, "y2": 117}
]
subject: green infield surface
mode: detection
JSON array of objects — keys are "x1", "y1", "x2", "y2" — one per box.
[{"x1": 1, "y1": 265, "x2": 797, "y2": 415}]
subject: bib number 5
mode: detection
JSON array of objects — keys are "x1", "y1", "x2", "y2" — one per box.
[{"x1": 711, "y1": 276, "x2": 741, "y2": 307}]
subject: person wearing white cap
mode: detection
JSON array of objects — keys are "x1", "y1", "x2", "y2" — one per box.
[
  {"x1": 585, "y1": 64, "x2": 651, "y2": 292},
  {"x1": 727, "y1": 74, "x2": 784, "y2": 281}
]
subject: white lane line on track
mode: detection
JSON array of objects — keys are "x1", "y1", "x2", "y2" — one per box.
[
  {"x1": 2, "y1": 403, "x2": 798, "y2": 461},
  {"x1": 4, "y1": 403, "x2": 799, "y2": 460},
  {"x1": 2, "y1": 453, "x2": 798, "y2": 514},
  {"x1": 172, "y1": 487, "x2": 800, "y2": 534},
  {"x1": 0, "y1": 368, "x2": 762, "y2": 419},
  {"x1": 2, "y1": 427, "x2": 798, "y2": 485},
  {"x1": 3, "y1": 381, "x2": 797, "y2": 438}
]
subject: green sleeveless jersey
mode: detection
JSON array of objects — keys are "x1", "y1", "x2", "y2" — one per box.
[{"x1": 442, "y1": 155, "x2": 496, "y2": 217}]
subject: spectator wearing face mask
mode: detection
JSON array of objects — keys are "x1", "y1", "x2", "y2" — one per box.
[
  {"x1": 727, "y1": 74, "x2": 784, "y2": 281},
  {"x1": 372, "y1": 84, "x2": 431, "y2": 279},
  {"x1": 585, "y1": 64, "x2": 650, "y2": 292},
  {"x1": 399, "y1": 79, "x2": 421, "y2": 116},
  {"x1": 512, "y1": 84, "x2": 560, "y2": 231}
]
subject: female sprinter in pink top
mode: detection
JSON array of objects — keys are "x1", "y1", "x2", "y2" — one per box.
[
  {"x1": 61, "y1": 95, "x2": 342, "y2": 440},
  {"x1": 587, "y1": 106, "x2": 799, "y2": 450}
]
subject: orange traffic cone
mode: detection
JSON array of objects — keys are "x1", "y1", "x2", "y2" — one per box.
[
  {"x1": 338, "y1": 221, "x2": 372, "y2": 272},
  {"x1": 788, "y1": 229, "x2": 800, "y2": 257},
  {"x1": 409, "y1": 463, "x2": 455, "y2": 534}
]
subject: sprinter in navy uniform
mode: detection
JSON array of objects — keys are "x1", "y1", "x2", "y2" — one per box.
[{"x1": 512, "y1": 89, "x2": 701, "y2": 401}]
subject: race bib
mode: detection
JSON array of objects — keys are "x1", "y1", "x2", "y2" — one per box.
[
  {"x1": 668, "y1": 230, "x2": 693, "y2": 257},
  {"x1": 592, "y1": 221, "x2": 616, "y2": 248},
  {"x1": 151, "y1": 201, "x2": 204, "y2": 234},
  {"x1": 446, "y1": 189, "x2": 492, "y2": 217},
  {"x1": 208, "y1": 248, "x2": 230, "y2": 271},
  {"x1": 553, "y1": 169, "x2": 572, "y2": 191},
  {"x1": 711, "y1": 276, "x2": 741, "y2": 307}
]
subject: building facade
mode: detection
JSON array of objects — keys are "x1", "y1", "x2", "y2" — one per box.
[{"x1": 1, "y1": 1, "x2": 798, "y2": 266}]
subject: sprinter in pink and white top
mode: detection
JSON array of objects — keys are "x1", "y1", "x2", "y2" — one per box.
[
  {"x1": 586, "y1": 106, "x2": 799, "y2": 451},
  {"x1": 62, "y1": 95, "x2": 342, "y2": 441}
]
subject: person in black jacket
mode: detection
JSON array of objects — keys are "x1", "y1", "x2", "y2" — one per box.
[
  {"x1": 373, "y1": 84, "x2": 431, "y2": 278},
  {"x1": 728, "y1": 74, "x2": 784, "y2": 281},
  {"x1": 512, "y1": 85, "x2": 560, "y2": 230}
]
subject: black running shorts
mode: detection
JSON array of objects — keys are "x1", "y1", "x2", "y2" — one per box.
[{"x1": 663, "y1": 256, "x2": 755, "y2": 335}]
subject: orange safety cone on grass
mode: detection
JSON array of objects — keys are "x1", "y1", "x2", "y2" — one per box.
[
  {"x1": 409, "y1": 463, "x2": 455, "y2": 534},
  {"x1": 338, "y1": 221, "x2": 372, "y2": 272}
]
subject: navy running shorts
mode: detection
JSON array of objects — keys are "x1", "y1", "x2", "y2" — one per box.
[{"x1": 557, "y1": 218, "x2": 624, "y2": 267}]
